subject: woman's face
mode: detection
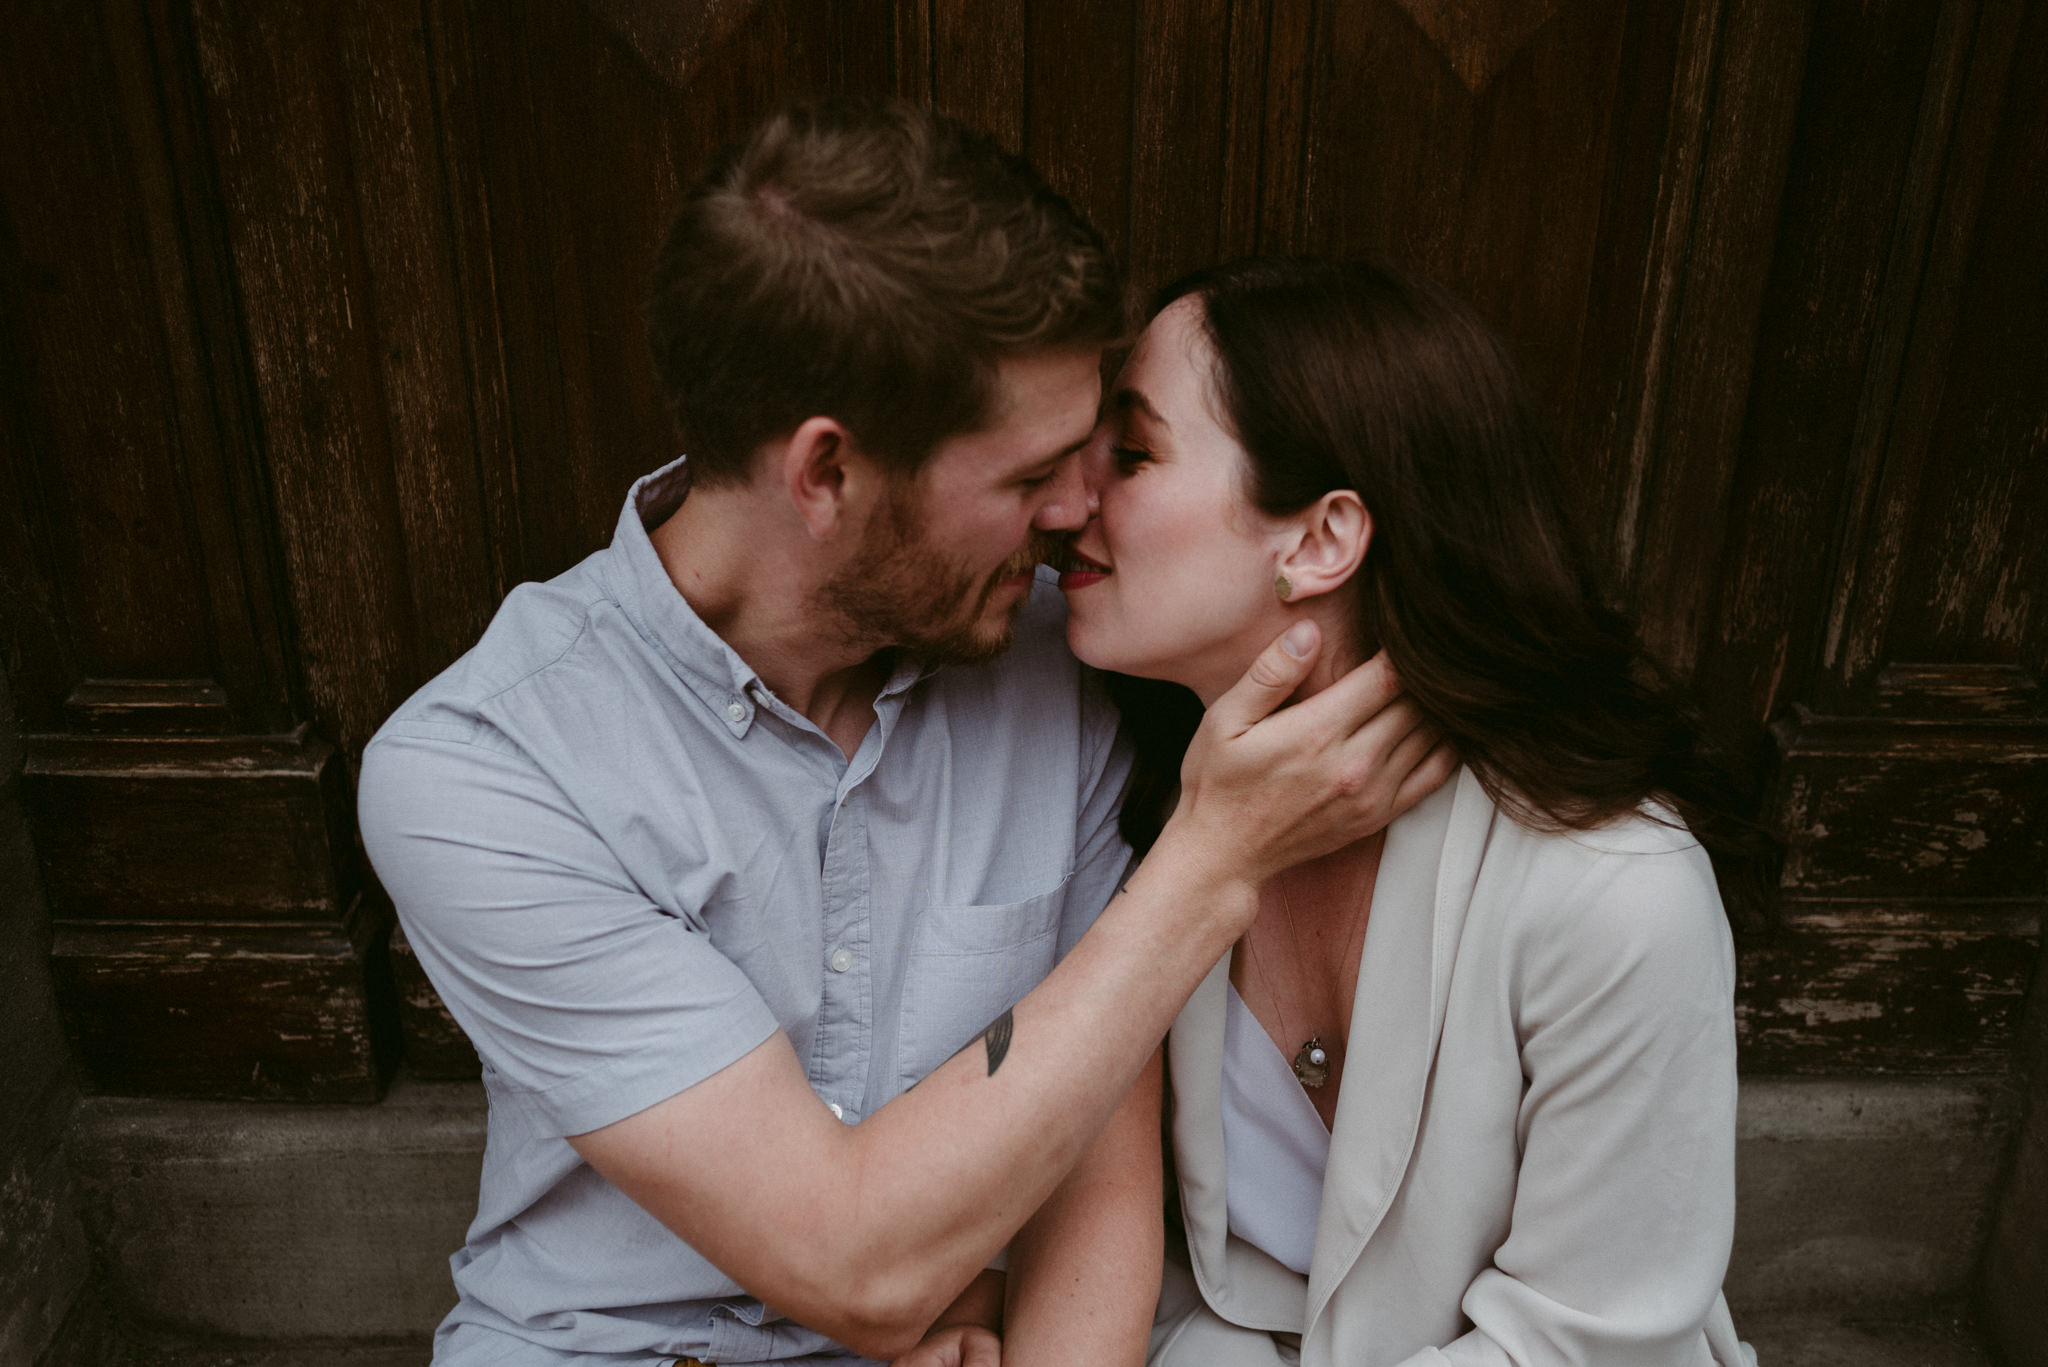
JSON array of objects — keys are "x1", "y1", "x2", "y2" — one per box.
[{"x1": 1059, "y1": 297, "x2": 1299, "y2": 702}]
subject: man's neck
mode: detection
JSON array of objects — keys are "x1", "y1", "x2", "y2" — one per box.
[{"x1": 650, "y1": 481, "x2": 890, "y2": 755}]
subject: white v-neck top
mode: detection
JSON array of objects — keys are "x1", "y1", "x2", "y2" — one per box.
[{"x1": 1220, "y1": 980, "x2": 1333, "y2": 1276}]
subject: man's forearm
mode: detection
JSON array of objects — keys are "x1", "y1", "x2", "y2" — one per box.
[
  {"x1": 573, "y1": 836, "x2": 1248, "y2": 1358},
  {"x1": 808, "y1": 840, "x2": 1247, "y2": 1318}
]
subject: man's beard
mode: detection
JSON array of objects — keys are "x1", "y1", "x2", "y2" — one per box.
[{"x1": 815, "y1": 485, "x2": 1057, "y2": 666}]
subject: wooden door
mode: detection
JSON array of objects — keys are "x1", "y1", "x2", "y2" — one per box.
[{"x1": 1, "y1": 0, "x2": 2040, "y2": 1096}]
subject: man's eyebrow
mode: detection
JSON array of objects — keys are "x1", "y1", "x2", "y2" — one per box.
[{"x1": 1113, "y1": 386, "x2": 1167, "y2": 427}]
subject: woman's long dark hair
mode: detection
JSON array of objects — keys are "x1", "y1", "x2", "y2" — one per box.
[{"x1": 1113, "y1": 257, "x2": 1773, "y2": 919}]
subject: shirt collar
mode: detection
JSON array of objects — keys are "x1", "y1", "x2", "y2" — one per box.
[{"x1": 602, "y1": 456, "x2": 939, "y2": 736}]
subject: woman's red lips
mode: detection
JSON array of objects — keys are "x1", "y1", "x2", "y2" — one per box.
[{"x1": 1057, "y1": 550, "x2": 1111, "y2": 592}]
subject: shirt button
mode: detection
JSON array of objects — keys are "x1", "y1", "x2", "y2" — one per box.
[
  {"x1": 828, "y1": 1102, "x2": 844, "y2": 1120},
  {"x1": 725, "y1": 700, "x2": 746, "y2": 722},
  {"x1": 828, "y1": 947, "x2": 854, "y2": 973}
]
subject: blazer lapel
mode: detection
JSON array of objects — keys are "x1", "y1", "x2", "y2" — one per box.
[
  {"x1": 1168, "y1": 952, "x2": 1309, "y2": 1331},
  {"x1": 1303, "y1": 768, "x2": 1492, "y2": 1331}
]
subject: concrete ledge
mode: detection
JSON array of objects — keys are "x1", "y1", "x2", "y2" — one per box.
[
  {"x1": 1736, "y1": 1308, "x2": 1993, "y2": 1367},
  {"x1": 1729, "y1": 1075, "x2": 2020, "y2": 1314},
  {"x1": 68, "y1": 1075, "x2": 485, "y2": 1339},
  {"x1": 67, "y1": 1073, "x2": 2021, "y2": 1341}
]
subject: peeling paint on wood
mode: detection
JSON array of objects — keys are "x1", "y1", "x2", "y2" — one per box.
[
  {"x1": 1737, "y1": 912, "x2": 2039, "y2": 1074},
  {"x1": 22, "y1": 727, "x2": 356, "y2": 921},
  {"x1": 1772, "y1": 705, "x2": 2048, "y2": 900},
  {"x1": 49, "y1": 896, "x2": 396, "y2": 1101},
  {"x1": 388, "y1": 920, "x2": 480, "y2": 1080}
]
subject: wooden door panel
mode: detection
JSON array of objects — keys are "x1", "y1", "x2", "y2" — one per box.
[
  {"x1": 0, "y1": 2, "x2": 225, "y2": 712},
  {"x1": 1698, "y1": 0, "x2": 1978, "y2": 733},
  {"x1": 187, "y1": 0, "x2": 431, "y2": 755},
  {"x1": 3, "y1": 0, "x2": 2042, "y2": 1091},
  {"x1": 1019, "y1": 0, "x2": 1139, "y2": 266},
  {"x1": 1873, "y1": 7, "x2": 2047, "y2": 680},
  {"x1": 458, "y1": 0, "x2": 901, "y2": 589}
]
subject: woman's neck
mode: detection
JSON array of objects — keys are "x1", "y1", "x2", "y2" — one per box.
[{"x1": 1189, "y1": 604, "x2": 1368, "y2": 709}]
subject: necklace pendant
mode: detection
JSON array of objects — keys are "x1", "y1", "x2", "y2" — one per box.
[{"x1": 1292, "y1": 1035, "x2": 1330, "y2": 1089}]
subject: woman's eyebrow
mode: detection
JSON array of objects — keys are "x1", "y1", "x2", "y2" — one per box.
[{"x1": 1113, "y1": 386, "x2": 1168, "y2": 428}]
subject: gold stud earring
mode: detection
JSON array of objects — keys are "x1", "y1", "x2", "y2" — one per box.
[{"x1": 1274, "y1": 571, "x2": 1293, "y2": 601}]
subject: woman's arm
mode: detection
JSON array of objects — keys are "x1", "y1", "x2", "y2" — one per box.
[
  {"x1": 1002, "y1": 1049, "x2": 1167, "y2": 1367},
  {"x1": 1416, "y1": 846, "x2": 1741, "y2": 1367},
  {"x1": 890, "y1": 1270, "x2": 1006, "y2": 1367}
]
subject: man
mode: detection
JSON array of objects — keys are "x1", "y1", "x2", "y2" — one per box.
[{"x1": 359, "y1": 101, "x2": 1443, "y2": 1367}]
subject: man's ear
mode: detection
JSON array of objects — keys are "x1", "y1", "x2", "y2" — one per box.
[
  {"x1": 1276, "y1": 490, "x2": 1371, "y2": 600},
  {"x1": 778, "y1": 416, "x2": 878, "y2": 542}
]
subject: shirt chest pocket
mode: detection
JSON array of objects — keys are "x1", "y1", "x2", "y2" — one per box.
[{"x1": 895, "y1": 876, "x2": 1070, "y2": 1090}]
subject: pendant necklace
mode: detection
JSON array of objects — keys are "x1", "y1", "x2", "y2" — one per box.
[{"x1": 1246, "y1": 856, "x2": 1372, "y2": 1090}]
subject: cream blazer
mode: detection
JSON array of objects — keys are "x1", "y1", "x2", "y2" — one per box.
[{"x1": 1151, "y1": 768, "x2": 1757, "y2": 1367}]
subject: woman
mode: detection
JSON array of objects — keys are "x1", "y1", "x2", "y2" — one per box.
[{"x1": 1057, "y1": 258, "x2": 1762, "y2": 1366}]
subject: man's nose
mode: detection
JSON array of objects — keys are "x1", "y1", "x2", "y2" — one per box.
[{"x1": 1031, "y1": 454, "x2": 1096, "y2": 531}]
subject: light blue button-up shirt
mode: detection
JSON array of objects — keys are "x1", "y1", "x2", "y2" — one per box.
[{"x1": 359, "y1": 458, "x2": 1133, "y2": 1367}]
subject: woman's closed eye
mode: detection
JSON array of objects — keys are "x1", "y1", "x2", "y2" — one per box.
[{"x1": 1112, "y1": 445, "x2": 1153, "y2": 474}]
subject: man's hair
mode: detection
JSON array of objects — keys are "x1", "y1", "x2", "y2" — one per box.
[{"x1": 647, "y1": 100, "x2": 1127, "y2": 488}]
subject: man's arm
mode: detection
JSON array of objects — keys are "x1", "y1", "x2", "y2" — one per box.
[
  {"x1": 573, "y1": 626, "x2": 1451, "y2": 1361},
  {"x1": 999, "y1": 1047, "x2": 1164, "y2": 1367}
]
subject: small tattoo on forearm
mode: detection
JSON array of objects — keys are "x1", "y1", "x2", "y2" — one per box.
[{"x1": 982, "y1": 1009, "x2": 1014, "y2": 1076}]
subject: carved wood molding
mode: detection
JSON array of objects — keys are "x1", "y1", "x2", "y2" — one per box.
[
  {"x1": 51, "y1": 893, "x2": 395, "y2": 1101},
  {"x1": 1390, "y1": 0, "x2": 1564, "y2": 94},
  {"x1": 23, "y1": 723, "x2": 390, "y2": 1099},
  {"x1": 581, "y1": 0, "x2": 763, "y2": 90},
  {"x1": 22, "y1": 725, "x2": 355, "y2": 923},
  {"x1": 1771, "y1": 701, "x2": 2048, "y2": 902}
]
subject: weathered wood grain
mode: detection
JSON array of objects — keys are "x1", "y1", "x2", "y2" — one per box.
[
  {"x1": 1819, "y1": 0, "x2": 2039, "y2": 704},
  {"x1": 62, "y1": 680, "x2": 233, "y2": 736},
  {"x1": 5, "y1": 0, "x2": 2047, "y2": 1094},
  {"x1": 931, "y1": 0, "x2": 1024, "y2": 148},
  {"x1": 1285, "y1": 0, "x2": 1664, "y2": 521},
  {"x1": 337, "y1": 0, "x2": 505, "y2": 692},
  {"x1": 22, "y1": 728, "x2": 356, "y2": 922},
  {"x1": 891, "y1": 0, "x2": 933, "y2": 104},
  {"x1": 1617, "y1": 0, "x2": 1812, "y2": 674},
  {"x1": 581, "y1": 0, "x2": 764, "y2": 90},
  {"x1": 1875, "y1": 663, "x2": 2040, "y2": 718},
  {"x1": 1737, "y1": 913, "x2": 2038, "y2": 1074},
  {"x1": 1772, "y1": 705, "x2": 2048, "y2": 901},
  {"x1": 185, "y1": 0, "x2": 422, "y2": 759},
  {"x1": 1240, "y1": 0, "x2": 1317, "y2": 257},
  {"x1": 49, "y1": 896, "x2": 396, "y2": 1100},
  {"x1": 1127, "y1": 0, "x2": 1235, "y2": 291},
  {"x1": 108, "y1": 0, "x2": 301, "y2": 736},
  {"x1": 1022, "y1": 0, "x2": 1137, "y2": 265},
  {"x1": 1692, "y1": 0, "x2": 1962, "y2": 733},
  {"x1": 388, "y1": 921, "x2": 481, "y2": 1080},
  {"x1": 1387, "y1": 0, "x2": 1566, "y2": 96},
  {"x1": 0, "y1": 0, "x2": 227, "y2": 722}
]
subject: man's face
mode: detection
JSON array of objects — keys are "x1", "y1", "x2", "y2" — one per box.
[{"x1": 817, "y1": 348, "x2": 1102, "y2": 663}]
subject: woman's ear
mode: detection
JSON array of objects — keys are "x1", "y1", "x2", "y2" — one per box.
[{"x1": 1276, "y1": 490, "x2": 1371, "y2": 600}]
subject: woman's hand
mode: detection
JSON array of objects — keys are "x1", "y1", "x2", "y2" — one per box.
[{"x1": 889, "y1": 1322, "x2": 1002, "y2": 1367}]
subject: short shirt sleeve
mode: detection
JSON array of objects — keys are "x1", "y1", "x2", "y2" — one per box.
[
  {"x1": 1057, "y1": 674, "x2": 1137, "y2": 960},
  {"x1": 359, "y1": 729, "x2": 781, "y2": 1137}
]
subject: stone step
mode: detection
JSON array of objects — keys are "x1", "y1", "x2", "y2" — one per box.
[
  {"x1": 1739, "y1": 1308, "x2": 1994, "y2": 1366},
  {"x1": 84, "y1": 1311, "x2": 2006, "y2": 1367},
  {"x1": 64, "y1": 1073, "x2": 2022, "y2": 1344},
  {"x1": 101, "y1": 1339, "x2": 426, "y2": 1367}
]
